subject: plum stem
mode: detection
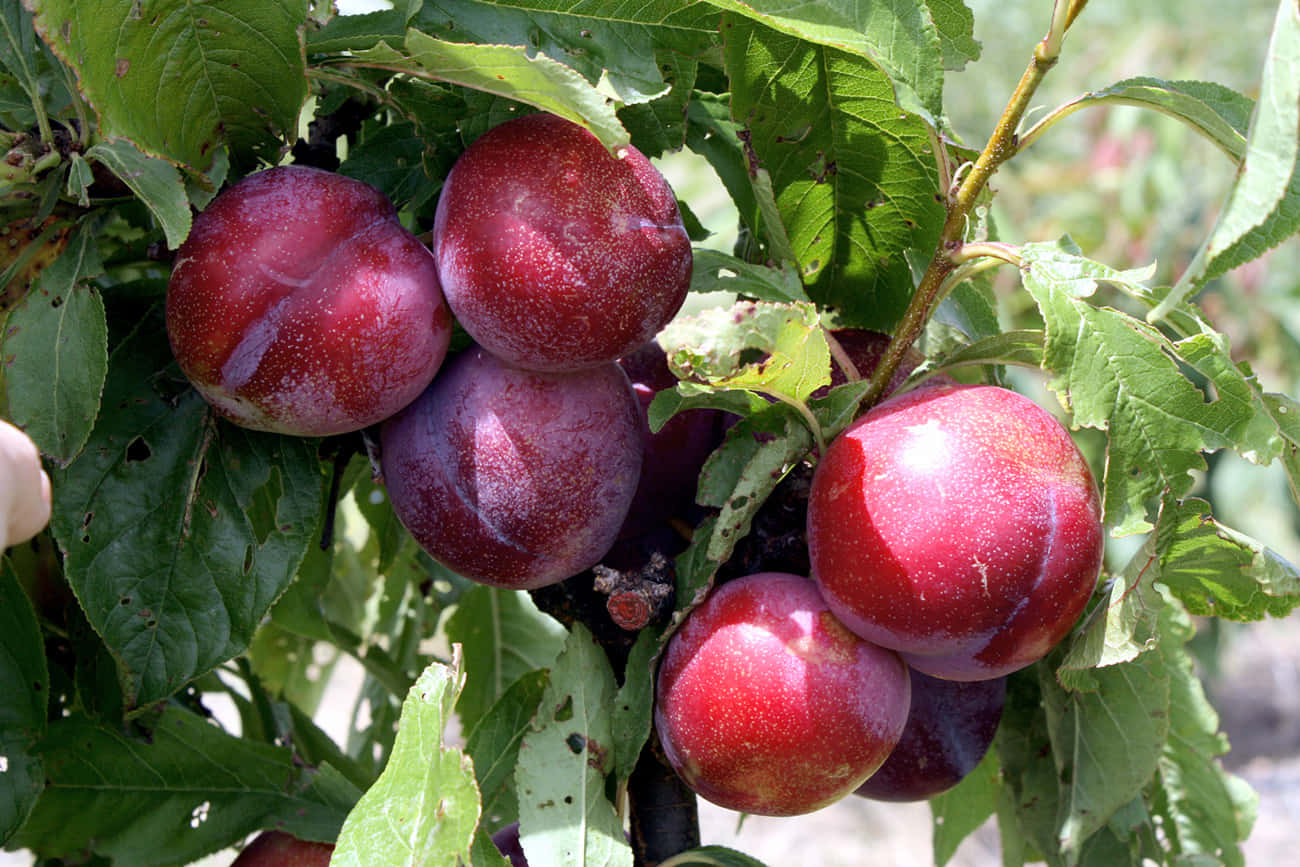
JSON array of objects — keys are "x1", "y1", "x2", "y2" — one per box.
[{"x1": 855, "y1": 0, "x2": 1087, "y2": 415}]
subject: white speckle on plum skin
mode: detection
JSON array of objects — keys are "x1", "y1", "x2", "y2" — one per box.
[
  {"x1": 380, "y1": 347, "x2": 644, "y2": 589},
  {"x1": 166, "y1": 166, "x2": 452, "y2": 437},
  {"x1": 654, "y1": 573, "x2": 910, "y2": 817},
  {"x1": 807, "y1": 382, "x2": 1104, "y2": 680},
  {"x1": 431, "y1": 113, "x2": 692, "y2": 372}
]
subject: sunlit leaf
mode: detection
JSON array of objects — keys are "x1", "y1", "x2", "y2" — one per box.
[
  {"x1": 332, "y1": 656, "x2": 480, "y2": 866},
  {"x1": 723, "y1": 17, "x2": 944, "y2": 330},
  {"x1": 515, "y1": 624, "x2": 630, "y2": 867}
]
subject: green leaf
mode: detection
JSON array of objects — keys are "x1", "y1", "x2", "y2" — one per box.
[
  {"x1": 659, "y1": 846, "x2": 771, "y2": 866},
  {"x1": 1150, "y1": 603, "x2": 1256, "y2": 866},
  {"x1": 930, "y1": 748, "x2": 999, "y2": 867},
  {"x1": 1021, "y1": 241, "x2": 1262, "y2": 535},
  {"x1": 412, "y1": 0, "x2": 660, "y2": 106},
  {"x1": 1262, "y1": 391, "x2": 1300, "y2": 502},
  {"x1": 332, "y1": 656, "x2": 481, "y2": 867},
  {"x1": 28, "y1": 0, "x2": 308, "y2": 170},
  {"x1": 932, "y1": 273, "x2": 1002, "y2": 343},
  {"x1": 923, "y1": 0, "x2": 980, "y2": 71},
  {"x1": 658, "y1": 299, "x2": 830, "y2": 403},
  {"x1": 690, "y1": 248, "x2": 810, "y2": 304},
  {"x1": 0, "y1": 560, "x2": 48, "y2": 845},
  {"x1": 931, "y1": 329, "x2": 1045, "y2": 375},
  {"x1": 353, "y1": 31, "x2": 630, "y2": 152},
  {"x1": 647, "y1": 382, "x2": 770, "y2": 434},
  {"x1": 1043, "y1": 655, "x2": 1172, "y2": 863},
  {"x1": 673, "y1": 404, "x2": 812, "y2": 608},
  {"x1": 515, "y1": 623, "x2": 630, "y2": 867},
  {"x1": 1058, "y1": 537, "x2": 1164, "y2": 692},
  {"x1": 1045, "y1": 78, "x2": 1252, "y2": 162},
  {"x1": 1, "y1": 219, "x2": 107, "y2": 465},
  {"x1": 306, "y1": 0, "x2": 420, "y2": 52},
  {"x1": 619, "y1": 50, "x2": 699, "y2": 155},
  {"x1": 723, "y1": 17, "x2": 944, "y2": 330},
  {"x1": 685, "y1": 94, "x2": 762, "y2": 240},
  {"x1": 446, "y1": 585, "x2": 568, "y2": 735},
  {"x1": 611, "y1": 626, "x2": 660, "y2": 785},
  {"x1": 1158, "y1": 0, "x2": 1300, "y2": 314},
  {"x1": 993, "y1": 669, "x2": 1060, "y2": 864},
  {"x1": 48, "y1": 314, "x2": 329, "y2": 708},
  {"x1": 709, "y1": 0, "x2": 945, "y2": 121},
  {"x1": 338, "y1": 121, "x2": 437, "y2": 213},
  {"x1": 1156, "y1": 496, "x2": 1300, "y2": 620},
  {"x1": 12, "y1": 708, "x2": 352, "y2": 865},
  {"x1": 84, "y1": 140, "x2": 192, "y2": 249},
  {"x1": 466, "y1": 669, "x2": 550, "y2": 829}
]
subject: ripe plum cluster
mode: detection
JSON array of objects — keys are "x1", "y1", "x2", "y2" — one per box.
[
  {"x1": 166, "y1": 110, "x2": 1103, "y2": 829},
  {"x1": 166, "y1": 112, "x2": 696, "y2": 591},
  {"x1": 655, "y1": 342, "x2": 1103, "y2": 816}
]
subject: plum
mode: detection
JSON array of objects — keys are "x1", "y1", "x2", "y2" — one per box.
[
  {"x1": 230, "y1": 831, "x2": 332, "y2": 866},
  {"x1": 654, "y1": 572, "x2": 911, "y2": 816},
  {"x1": 432, "y1": 112, "x2": 692, "y2": 372},
  {"x1": 490, "y1": 822, "x2": 527, "y2": 867},
  {"x1": 379, "y1": 346, "x2": 644, "y2": 589},
  {"x1": 807, "y1": 382, "x2": 1103, "y2": 680},
  {"x1": 167, "y1": 165, "x2": 452, "y2": 436},
  {"x1": 855, "y1": 668, "x2": 1006, "y2": 801},
  {"x1": 616, "y1": 341, "x2": 725, "y2": 538}
]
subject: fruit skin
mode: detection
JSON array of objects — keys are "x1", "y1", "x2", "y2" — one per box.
[
  {"x1": 432, "y1": 112, "x2": 692, "y2": 372},
  {"x1": 229, "y1": 831, "x2": 332, "y2": 866},
  {"x1": 167, "y1": 165, "x2": 452, "y2": 436},
  {"x1": 379, "y1": 346, "x2": 644, "y2": 590},
  {"x1": 821, "y1": 328, "x2": 926, "y2": 396},
  {"x1": 854, "y1": 668, "x2": 1006, "y2": 802},
  {"x1": 490, "y1": 822, "x2": 528, "y2": 867},
  {"x1": 654, "y1": 572, "x2": 911, "y2": 817},
  {"x1": 808, "y1": 382, "x2": 1103, "y2": 680}
]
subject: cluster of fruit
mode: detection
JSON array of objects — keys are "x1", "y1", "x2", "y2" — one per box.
[
  {"x1": 166, "y1": 112, "x2": 695, "y2": 589},
  {"x1": 655, "y1": 375, "x2": 1105, "y2": 815},
  {"x1": 167, "y1": 107, "x2": 1104, "y2": 845}
]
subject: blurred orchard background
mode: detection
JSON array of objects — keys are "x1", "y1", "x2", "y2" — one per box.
[{"x1": 6, "y1": 0, "x2": 1300, "y2": 864}]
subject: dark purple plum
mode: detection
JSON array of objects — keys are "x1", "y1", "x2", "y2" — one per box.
[
  {"x1": 432, "y1": 112, "x2": 691, "y2": 372},
  {"x1": 855, "y1": 668, "x2": 1006, "y2": 801},
  {"x1": 380, "y1": 346, "x2": 644, "y2": 590},
  {"x1": 490, "y1": 822, "x2": 527, "y2": 867},
  {"x1": 616, "y1": 342, "x2": 725, "y2": 538}
]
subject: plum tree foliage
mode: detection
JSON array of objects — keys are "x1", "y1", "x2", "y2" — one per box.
[{"x1": 1, "y1": 0, "x2": 1299, "y2": 865}]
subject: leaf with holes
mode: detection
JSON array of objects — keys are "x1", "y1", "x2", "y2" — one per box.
[
  {"x1": 722, "y1": 17, "x2": 944, "y2": 330},
  {"x1": 47, "y1": 312, "x2": 328, "y2": 709},
  {"x1": 515, "y1": 624, "x2": 630, "y2": 867}
]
